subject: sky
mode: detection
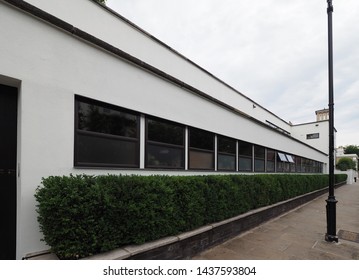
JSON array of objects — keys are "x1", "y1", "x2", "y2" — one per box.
[{"x1": 106, "y1": 0, "x2": 358, "y2": 147}]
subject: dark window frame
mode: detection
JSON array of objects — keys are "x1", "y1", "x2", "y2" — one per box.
[
  {"x1": 277, "y1": 152, "x2": 289, "y2": 173},
  {"x1": 288, "y1": 155, "x2": 296, "y2": 173},
  {"x1": 73, "y1": 97, "x2": 325, "y2": 174},
  {"x1": 145, "y1": 116, "x2": 185, "y2": 169},
  {"x1": 254, "y1": 145, "x2": 265, "y2": 172},
  {"x1": 188, "y1": 127, "x2": 215, "y2": 170},
  {"x1": 238, "y1": 141, "x2": 253, "y2": 172},
  {"x1": 74, "y1": 95, "x2": 140, "y2": 168},
  {"x1": 266, "y1": 149, "x2": 276, "y2": 172},
  {"x1": 217, "y1": 135, "x2": 237, "y2": 171},
  {"x1": 306, "y1": 133, "x2": 320, "y2": 139},
  {"x1": 295, "y1": 156, "x2": 302, "y2": 173}
]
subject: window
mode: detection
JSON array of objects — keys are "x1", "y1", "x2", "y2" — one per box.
[
  {"x1": 217, "y1": 136, "x2": 236, "y2": 171},
  {"x1": 238, "y1": 141, "x2": 253, "y2": 172},
  {"x1": 146, "y1": 117, "x2": 185, "y2": 169},
  {"x1": 286, "y1": 154, "x2": 296, "y2": 172},
  {"x1": 277, "y1": 153, "x2": 288, "y2": 162},
  {"x1": 189, "y1": 128, "x2": 214, "y2": 170},
  {"x1": 316, "y1": 162, "x2": 323, "y2": 173},
  {"x1": 309, "y1": 160, "x2": 315, "y2": 173},
  {"x1": 74, "y1": 96, "x2": 140, "y2": 167},
  {"x1": 286, "y1": 155, "x2": 294, "y2": 163},
  {"x1": 277, "y1": 152, "x2": 289, "y2": 172},
  {"x1": 266, "y1": 149, "x2": 276, "y2": 172},
  {"x1": 302, "y1": 158, "x2": 312, "y2": 173},
  {"x1": 307, "y1": 133, "x2": 319, "y2": 139},
  {"x1": 295, "y1": 156, "x2": 302, "y2": 172},
  {"x1": 254, "y1": 145, "x2": 265, "y2": 172},
  {"x1": 307, "y1": 159, "x2": 319, "y2": 173}
]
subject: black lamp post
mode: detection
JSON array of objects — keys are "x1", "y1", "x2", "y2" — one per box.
[{"x1": 325, "y1": 0, "x2": 338, "y2": 243}]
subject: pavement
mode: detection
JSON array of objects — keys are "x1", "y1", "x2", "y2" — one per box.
[{"x1": 192, "y1": 181, "x2": 359, "y2": 260}]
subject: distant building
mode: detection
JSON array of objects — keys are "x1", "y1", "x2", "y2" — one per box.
[
  {"x1": 335, "y1": 147, "x2": 358, "y2": 184},
  {"x1": 0, "y1": 0, "x2": 330, "y2": 259},
  {"x1": 336, "y1": 147, "x2": 358, "y2": 168},
  {"x1": 291, "y1": 110, "x2": 336, "y2": 156},
  {"x1": 315, "y1": 108, "x2": 330, "y2": 121}
]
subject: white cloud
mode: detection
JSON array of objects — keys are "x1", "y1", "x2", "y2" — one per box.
[{"x1": 107, "y1": 0, "x2": 359, "y2": 146}]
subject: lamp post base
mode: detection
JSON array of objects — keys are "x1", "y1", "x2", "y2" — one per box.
[
  {"x1": 325, "y1": 234, "x2": 338, "y2": 242},
  {"x1": 325, "y1": 196, "x2": 338, "y2": 243}
]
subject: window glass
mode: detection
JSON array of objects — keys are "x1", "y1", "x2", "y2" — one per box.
[
  {"x1": 218, "y1": 136, "x2": 236, "y2": 171},
  {"x1": 78, "y1": 100, "x2": 137, "y2": 138},
  {"x1": 75, "y1": 96, "x2": 140, "y2": 167},
  {"x1": 218, "y1": 136, "x2": 236, "y2": 154},
  {"x1": 238, "y1": 157, "x2": 252, "y2": 172},
  {"x1": 147, "y1": 144, "x2": 184, "y2": 168},
  {"x1": 77, "y1": 133, "x2": 138, "y2": 166},
  {"x1": 302, "y1": 158, "x2": 311, "y2": 173},
  {"x1": 147, "y1": 118, "x2": 184, "y2": 145},
  {"x1": 255, "y1": 159, "x2": 265, "y2": 172},
  {"x1": 266, "y1": 149, "x2": 275, "y2": 172},
  {"x1": 286, "y1": 154, "x2": 295, "y2": 163},
  {"x1": 254, "y1": 146, "x2": 265, "y2": 172},
  {"x1": 289, "y1": 155, "x2": 296, "y2": 172},
  {"x1": 254, "y1": 146, "x2": 265, "y2": 158},
  {"x1": 238, "y1": 141, "x2": 252, "y2": 172},
  {"x1": 218, "y1": 154, "x2": 236, "y2": 171},
  {"x1": 296, "y1": 157, "x2": 302, "y2": 172},
  {"x1": 189, "y1": 150, "x2": 214, "y2": 170},
  {"x1": 278, "y1": 153, "x2": 288, "y2": 162},
  {"x1": 189, "y1": 128, "x2": 214, "y2": 150},
  {"x1": 267, "y1": 161, "x2": 275, "y2": 172},
  {"x1": 146, "y1": 117, "x2": 185, "y2": 169},
  {"x1": 238, "y1": 141, "x2": 252, "y2": 157},
  {"x1": 307, "y1": 133, "x2": 319, "y2": 139},
  {"x1": 189, "y1": 128, "x2": 214, "y2": 170}
]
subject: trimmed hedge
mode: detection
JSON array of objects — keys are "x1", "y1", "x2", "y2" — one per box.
[{"x1": 35, "y1": 174, "x2": 347, "y2": 259}]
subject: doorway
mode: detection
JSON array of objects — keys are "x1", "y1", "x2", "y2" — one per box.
[{"x1": 0, "y1": 84, "x2": 18, "y2": 260}]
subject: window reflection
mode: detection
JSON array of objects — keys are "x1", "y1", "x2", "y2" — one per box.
[
  {"x1": 146, "y1": 117, "x2": 184, "y2": 169},
  {"x1": 75, "y1": 97, "x2": 139, "y2": 167},
  {"x1": 78, "y1": 101, "x2": 137, "y2": 138},
  {"x1": 218, "y1": 136, "x2": 236, "y2": 171},
  {"x1": 189, "y1": 128, "x2": 214, "y2": 170},
  {"x1": 238, "y1": 141, "x2": 252, "y2": 172}
]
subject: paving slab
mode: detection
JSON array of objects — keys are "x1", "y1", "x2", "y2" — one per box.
[{"x1": 193, "y1": 182, "x2": 359, "y2": 260}]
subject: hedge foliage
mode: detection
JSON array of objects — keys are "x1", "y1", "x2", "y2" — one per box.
[{"x1": 35, "y1": 174, "x2": 347, "y2": 259}]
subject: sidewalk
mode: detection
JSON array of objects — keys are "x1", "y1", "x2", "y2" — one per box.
[{"x1": 193, "y1": 182, "x2": 359, "y2": 260}]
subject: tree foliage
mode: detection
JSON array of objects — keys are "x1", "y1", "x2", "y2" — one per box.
[
  {"x1": 344, "y1": 145, "x2": 359, "y2": 157},
  {"x1": 336, "y1": 157, "x2": 356, "y2": 171}
]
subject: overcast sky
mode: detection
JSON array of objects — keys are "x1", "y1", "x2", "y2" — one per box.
[{"x1": 107, "y1": 0, "x2": 358, "y2": 148}]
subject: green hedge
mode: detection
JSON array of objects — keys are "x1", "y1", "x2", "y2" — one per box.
[{"x1": 35, "y1": 174, "x2": 347, "y2": 259}]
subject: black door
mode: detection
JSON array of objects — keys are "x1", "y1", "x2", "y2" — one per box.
[{"x1": 0, "y1": 84, "x2": 17, "y2": 260}]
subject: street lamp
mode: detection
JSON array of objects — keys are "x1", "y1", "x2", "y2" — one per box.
[{"x1": 325, "y1": 0, "x2": 338, "y2": 243}]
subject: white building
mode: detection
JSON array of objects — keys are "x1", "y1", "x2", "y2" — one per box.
[
  {"x1": 0, "y1": 0, "x2": 329, "y2": 259},
  {"x1": 315, "y1": 108, "x2": 329, "y2": 121},
  {"x1": 336, "y1": 147, "x2": 358, "y2": 164},
  {"x1": 335, "y1": 147, "x2": 358, "y2": 184},
  {"x1": 291, "y1": 109, "x2": 336, "y2": 155}
]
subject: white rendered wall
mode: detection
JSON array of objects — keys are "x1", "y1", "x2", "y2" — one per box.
[
  {"x1": 0, "y1": 1, "x2": 328, "y2": 258},
  {"x1": 291, "y1": 121, "x2": 330, "y2": 154},
  {"x1": 25, "y1": 0, "x2": 291, "y2": 132},
  {"x1": 335, "y1": 170, "x2": 358, "y2": 185}
]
